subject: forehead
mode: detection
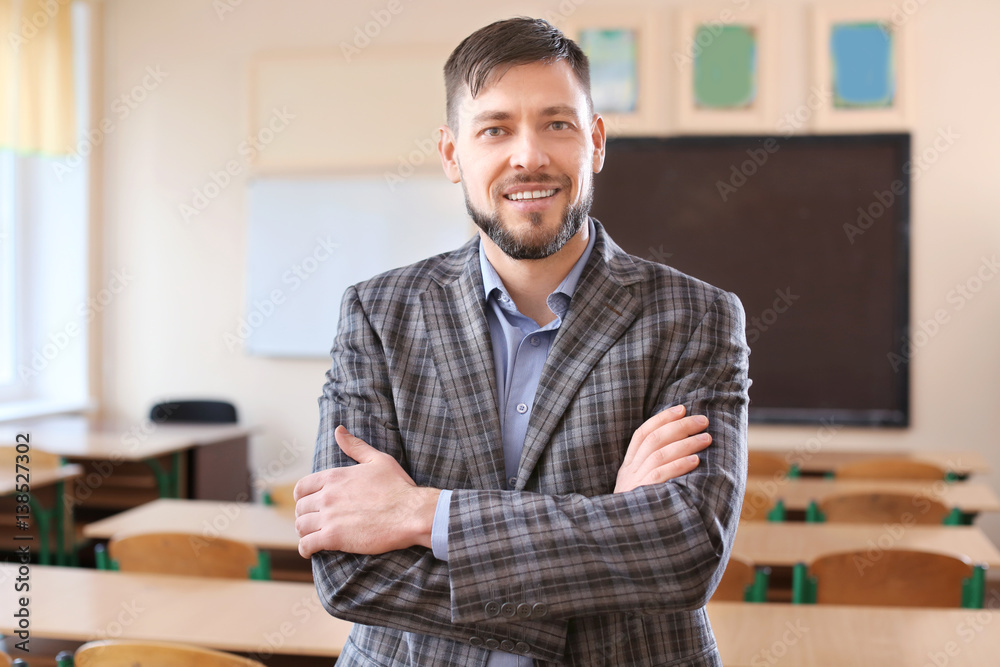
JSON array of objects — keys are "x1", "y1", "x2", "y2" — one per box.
[{"x1": 457, "y1": 60, "x2": 589, "y2": 121}]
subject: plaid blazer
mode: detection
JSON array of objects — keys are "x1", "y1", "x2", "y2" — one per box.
[{"x1": 312, "y1": 218, "x2": 750, "y2": 666}]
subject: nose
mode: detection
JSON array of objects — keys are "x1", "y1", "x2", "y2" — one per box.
[{"x1": 509, "y1": 129, "x2": 550, "y2": 172}]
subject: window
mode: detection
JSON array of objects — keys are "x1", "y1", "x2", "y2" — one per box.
[{"x1": 0, "y1": 0, "x2": 93, "y2": 418}]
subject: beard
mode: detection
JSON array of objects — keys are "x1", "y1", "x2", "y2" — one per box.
[{"x1": 462, "y1": 175, "x2": 593, "y2": 261}]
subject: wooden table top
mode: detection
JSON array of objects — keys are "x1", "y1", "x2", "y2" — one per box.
[
  {"x1": 4, "y1": 565, "x2": 996, "y2": 665},
  {"x1": 711, "y1": 601, "x2": 1000, "y2": 666},
  {"x1": 744, "y1": 477, "x2": 1000, "y2": 513},
  {"x1": 83, "y1": 499, "x2": 300, "y2": 551},
  {"x1": 748, "y1": 446, "x2": 990, "y2": 475},
  {"x1": 0, "y1": 564, "x2": 350, "y2": 657},
  {"x1": 0, "y1": 463, "x2": 83, "y2": 496},
  {"x1": 733, "y1": 522, "x2": 1000, "y2": 567},
  {"x1": 0, "y1": 416, "x2": 256, "y2": 461}
]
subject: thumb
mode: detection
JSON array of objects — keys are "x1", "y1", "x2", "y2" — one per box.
[{"x1": 334, "y1": 425, "x2": 378, "y2": 463}]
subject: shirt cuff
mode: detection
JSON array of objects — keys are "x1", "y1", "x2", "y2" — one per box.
[{"x1": 430, "y1": 489, "x2": 453, "y2": 561}]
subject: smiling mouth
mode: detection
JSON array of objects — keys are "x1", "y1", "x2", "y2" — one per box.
[{"x1": 503, "y1": 188, "x2": 558, "y2": 201}]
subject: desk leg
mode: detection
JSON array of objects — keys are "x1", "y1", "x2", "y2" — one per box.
[
  {"x1": 144, "y1": 452, "x2": 182, "y2": 499},
  {"x1": 27, "y1": 495, "x2": 52, "y2": 566}
]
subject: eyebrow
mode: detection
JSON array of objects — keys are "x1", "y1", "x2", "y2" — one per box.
[{"x1": 470, "y1": 105, "x2": 583, "y2": 126}]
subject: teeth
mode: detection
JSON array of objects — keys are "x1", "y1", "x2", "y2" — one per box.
[{"x1": 506, "y1": 189, "x2": 556, "y2": 201}]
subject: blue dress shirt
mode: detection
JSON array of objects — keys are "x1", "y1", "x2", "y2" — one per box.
[{"x1": 431, "y1": 218, "x2": 596, "y2": 666}]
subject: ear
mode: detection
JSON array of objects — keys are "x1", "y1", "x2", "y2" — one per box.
[
  {"x1": 590, "y1": 113, "x2": 607, "y2": 174},
  {"x1": 438, "y1": 125, "x2": 462, "y2": 183}
]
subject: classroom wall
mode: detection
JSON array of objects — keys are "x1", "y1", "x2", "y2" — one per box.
[{"x1": 97, "y1": 0, "x2": 1000, "y2": 542}]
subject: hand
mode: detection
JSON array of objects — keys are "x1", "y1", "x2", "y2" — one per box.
[
  {"x1": 294, "y1": 425, "x2": 440, "y2": 558},
  {"x1": 614, "y1": 405, "x2": 712, "y2": 493}
]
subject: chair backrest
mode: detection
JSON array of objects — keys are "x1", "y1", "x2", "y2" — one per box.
[
  {"x1": 712, "y1": 554, "x2": 757, "y2": 601},
  {"x1": 835, "y1": 457, "x2": 946, "y2": 480},
  {"x1": 0, "y1": 650, "x2": 12, "y2": 667},
  {"x1": 149, "y1": 400, "x2": 238, "y2": 424},
  {"x1": 75, "y1": 640, "x2": 266, "y2": 666},
  {"x1": 747, "y1": 451, "x2": 790, "y2": 477},
  {"x1": 819, "y1": 491, "x2": 951, "y2": 525},
  {"x1": 741, "y1": 488, "x2": 781, "y2": 521},
  {"x1": 0, "y1": 444, "x2": 62, "y2": 468},
  {"x1": 264, "y1": 481, "x2": 296, "y2": 509},
  {"x1": 108, "y1": 532, "x2": 259, "y2": 579},
  {"x1": 811, "y1": 548, "x2": 973, "y2": 607}
]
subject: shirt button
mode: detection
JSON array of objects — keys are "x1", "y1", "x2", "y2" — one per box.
[
  {"x1": 485, "y1": 638, "x2": 500, "y2": 650},
  {"x1": 501, "y1": 602, "x2": 517, "y2": 617},
  {"x1": 516, "y1": 403, "x2": 528, "y2": 414},
  {"x1": 517, "y1": 603, "x2": 532, "y2": 618},
  {"x1": 484, "y1": 601, "x2": 500, "y2": 617},
  {"x1": 532, "y1": 603, "x2": 548, "y2": 617},
  {"x1": 515, "y1": 642, "x2": 531, "y2": 654},
  {"x1": 500, "y1": 640, "x2": 515, "y2": 652},
  {"x1": 530, "y1": 336, "x2": 540, "y2": 346},
  {"x1": 508, "y1": 476, "x2": 517, "y2": 488},
  {"x1": 470, "y1": 637, "x2": 484, "y2": 647}
]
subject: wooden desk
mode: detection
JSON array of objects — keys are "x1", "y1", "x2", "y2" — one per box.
[
  {"x1": 709, "y1": 601, "x2": 1000, "y2": 666},
  {"x1": 0, "y1": 463, "x2": 82, "y2": 565},
  {"x1": 0, "y1": 564, "x2": 349, "y2": 658},
  {"x1": 0, "y1": 416, "x2": 256, "y2": 501},
  {"x1": 733, "y1": 522, "x2": 1000, "y2": 567},
  {"x1": 83, "y1": 499, "x2": 299, "y2": 551},
  {"x1": 748, "y1": 446, "x2": 990, "y2": 476},
  {"x1": 745, "y1": 478, "x2": 1000, "y2": 514}
]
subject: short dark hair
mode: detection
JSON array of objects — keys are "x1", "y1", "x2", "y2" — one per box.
[{"x1": 443, "y1": 17, "x2": 592, "y2": 130}]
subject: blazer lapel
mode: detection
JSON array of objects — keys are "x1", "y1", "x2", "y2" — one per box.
[
  {"x1": 421, "y1": 253, "x2": 506, "y2": 491},
  {"x1": 515, "y1": 226, "x2": 641, "y2": 487}
]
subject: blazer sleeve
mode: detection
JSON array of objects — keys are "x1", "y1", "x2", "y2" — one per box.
[
  {"x1": 444, "y1": 289, "x2": 750, "y2": 624},
  {"x1": 310, "y1": 286, "x2": 570, "y2": 662}
]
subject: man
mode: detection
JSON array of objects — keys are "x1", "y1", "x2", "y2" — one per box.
[{"x1": 294, "y1": 17, "x2": 749, "y2": 667}]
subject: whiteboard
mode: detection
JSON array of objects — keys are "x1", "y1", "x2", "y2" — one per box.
[{"x1": 245, "y1": 177, "x2": 472, "y2": 357}]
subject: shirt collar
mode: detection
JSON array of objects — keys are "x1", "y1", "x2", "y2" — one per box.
[{"x1": 479, "y1": 217, "x2": 596, "y2": 312}]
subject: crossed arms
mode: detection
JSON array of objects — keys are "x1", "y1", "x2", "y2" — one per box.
[{"x1": 295, "y1": 284, "x2": 749, "y2": 661}]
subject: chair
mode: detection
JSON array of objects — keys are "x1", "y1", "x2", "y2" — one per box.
[
  {"x1": 792, "y1": 548, "x2": 987, "y2": 608},
  {"x1": 262, "y1": 481, "x2": 296, "y2": 508},
  {"x1": 747, "y1": 452, "x2": 792, "y2": 477},
  {"x1": 149, "y1": 400, "x2": 238, "y2": 424},
  {"x1": 712, "y1": 554, "x2": 769, "y2": 602},
  {"x1": 740, "y1": 489, "x2": 785, "y2": 522},
  {"x1": 817, "y1": 491, "x2": 952, "y2": 525},
  {"x1": 835, "y1": 458, "x2": 947, "y2": 480},
  {"x1": 104, "y1": 532, "x2": 265, "y2": 579},
  {"x1": 73, "y1": 639, "x2": 265, "y2": 666}
]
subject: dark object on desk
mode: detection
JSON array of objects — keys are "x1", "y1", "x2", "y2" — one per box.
[
  {"x1": 150, "y1": 399, "x2": 238, "y2": 424},
  {"x1": 149, "y1": 399, "x2": 249, "y2": 502}
]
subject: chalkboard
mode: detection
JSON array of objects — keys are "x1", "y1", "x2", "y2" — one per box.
[
  {"x1": 244, "y1": 177, "x2": 472, "y2": 357},
  {"x1": 590, "y1": 134, "x2": 911, "y2": 426}
]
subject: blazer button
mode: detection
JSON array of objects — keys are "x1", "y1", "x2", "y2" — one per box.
[
  {"x1": 470, "y1": 637, "x2": 484, "y2": 647},
  {"x1": 500, "y1": 602, "x2": 517, "y2": 617},
  {"x1": 500, "y1": 640, "x2": 515, "y2": 652},
  {"x1": 485, "y1": 638, "x2": 500, "y2": 650},
  {"x1": 516, "y1": 603, "x2": 532, "y2": 618},
  {"x1": 531, "y1": 603, "x2": 548, "y2": 617},
  {"x1": 515, "y1": 642, "x2": 531, "y2": 654},
  {"x1": 484, "y1": 601, "x2": 500, "y2": 617}
]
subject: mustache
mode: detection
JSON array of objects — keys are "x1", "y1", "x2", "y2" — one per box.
[{"x1": 493, "y1": 174, "x2": 570, "y2": 197}]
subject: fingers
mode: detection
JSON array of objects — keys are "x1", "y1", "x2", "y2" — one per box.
[
  {"x1": 637, "y1": 452, "x2": 701, "y2": 488},
  {"x1": 293, "y1": 470, "x2": 325, "y2": 504},
  {"x1": 623, "y1": 405, "x2": 686, "y2": 468},
  {"x1": 633, "y1": 431, "x2": 712, "y2": 482},
  {"x1": 335, "y1": 425, "x2": 379, "y2": 463},
  {"x1": 629, "y1": 414, "x2": 710, "y2": 472}
]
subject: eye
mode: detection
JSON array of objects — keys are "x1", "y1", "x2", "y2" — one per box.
[
  {"x1": 551, "y1": 121, "x2": 572, "y2": 130},
  {"x1": 482, "y1": 127, "x2": 505, "y2": 137}
]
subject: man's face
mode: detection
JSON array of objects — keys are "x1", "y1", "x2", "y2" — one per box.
[{"x1": 438, "y1": 60, "x2": 606, "y2": 261}]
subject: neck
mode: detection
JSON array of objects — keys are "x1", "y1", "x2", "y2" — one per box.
[{"x1": 481, "y1": 223, "x2": 590, "y2": 326}]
